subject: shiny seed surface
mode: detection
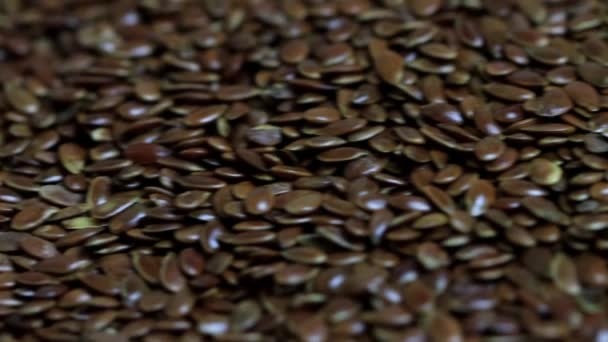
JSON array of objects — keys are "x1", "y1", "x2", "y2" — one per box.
[{"x1": 0, "y1": 0, "x2": 605, "y2": 340}]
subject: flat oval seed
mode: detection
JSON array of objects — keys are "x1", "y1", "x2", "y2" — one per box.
[
  {"x1": 160, "y1": 254, "x2": 186, "y2": 293},
  {"x1": 528, "y1": 158, "x2": 562, "y2": 185},
  {"x1": 12, "y1": 205, "x2": 58, "y2": 231},
  {"x1": 410, "y1": 0, "x2": 441, "y2": 16},
  {"x1": 304, "y1": 107, "x2": 341, "y2": 124},
  {"x1": 474, "y1": 136, "x2": 505, "y2": 161},
  {"x1": 483, "y1": 83, "x2": 535, "y2": 101},
  {"x1": 523, "y1": 88, "x2": 571, "y2": 117},
  {"x1": 421, "y1": 103, "x2": 463, "y2": 124},
  {"x1": 285, "y1": 191, "x2": 323, "y2": 215},
  {"x1": 184, "y1": 105, "x2": 228, "y2": 126},
  {"x1": 280, "y1": 39, "x2": 310, "y2": 64},
  {"x1": 318, "y1": 147, "x2": 368, "y2": 162},
  {"x1": 134, "y1": 78, "x2": 161, "y2": 102},
  {"x1": 372, "y1": 47, "x2": 404, "y2": 85},
  {"x1": 39, "y1": 185, "x2": 83, "y2": 207},
  {"x1": 564, "y1": 81, "x2": 600, "y2": 111},
  {"x1": 125, "y1": 143, "x2": 170, "y2": 165},
  {"x1": 521, "y1": 197, "x2": 570, "y2": 225},
  {"x1": 282, "y1": 246, "x2": 327, "y2": 264},
  {"x1": 19, "y1": 236, "x2": 58, "y2": 259},
  {"x1": 578, "y1": 62, "x2": 608, "y2": 88},
  {"x1": 550, "y1": 253, "x2": 580, "y2": 295},
  {"x1": 4, "y1": 82, "x2": 39, "y2": 114},
  {"x1": 465, "y1": 180, "x2": 495, "y2": 217},
  {"x1": 58, "y1": 144, "x2": 86, "y2": 174},
  {"x1": 244, "y1": 188, "x2": 274, "y2": 215},
  {"x1": 420, "y1": 43, "x2": 457, "y2": 60}
]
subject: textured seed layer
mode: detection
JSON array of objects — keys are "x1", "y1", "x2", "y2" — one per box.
[{"x1": 0, "y1": 0, "x2": 608, "y2": 341}]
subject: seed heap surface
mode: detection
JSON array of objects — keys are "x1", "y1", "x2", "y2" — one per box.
[{"x1": 0, "y1": 0, "x2": 608, "y2": 341}]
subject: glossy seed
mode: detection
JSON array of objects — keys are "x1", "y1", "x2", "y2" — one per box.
[
  {"x1": 58, "y1": 144, "x2": 86, "y2": 174},
  {"x1": 474, "y1": 136, "x2": 505, "y2": 161},
  {"x1": 125, "y1": 143, "x2": 170, "y2": 164},
  {"x1": 483, "y1": 83, "x2": 535, "y2": 101},
  {"x1": 465, "y1": 180, "x2": 495, "y2": 217},
  {"x1": 528, "y1": 158, "x2": 562, "y2": 185},
  {"x1": 285, "y1": 191, "x2": 323, "y2": 215},
  {"x1": 244, "y1": 187, "x2": 274, "y2": 215}
]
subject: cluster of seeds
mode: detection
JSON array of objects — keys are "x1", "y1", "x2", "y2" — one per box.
[{"x1": 0, "y1": 0, "x2": 608, "y2": 340}]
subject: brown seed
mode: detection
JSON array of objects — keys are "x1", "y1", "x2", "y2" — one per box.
[
  {"x1": 550, "y1": 253, "x2": 580, "y2": 295},
  {"x1": 282, "y1": 246, "x2": 327, "y2": 264},
  {"x1": 39, "y1": 185, "x2": 83, "y2": 207},
  {"x1": 527, "y1": 45, "x2": 568, "y2": 65},
  {"x1": 35, "y1": 254, "x2": 88, "y2": 275},
  {"x1": 134, "y1": 78, "x2": 161, "y2": 102},
  {"x1": 523, "y1": 88, "x2": 571, "y2": 117},
  {"x1": 160, "y1": 253, "x2": 186, "y2": 293},
  {"x1": 564, "y1": 81, "x2": 600, "y2": 111},
  {"x1": 483, "y1": 83, "x2": 535, "y2": 102},
  {"x1": 285, "y1": 191, "x2": 323, "y2": 215},
  {"x1": 577, "y1": 254, "x2": 608, "y2": 287},
  {"x1": 429, "y1": 311, "x2": 463, "y2": 342},
  {"x1": 125, "y1": 143, "x2": 170, "y2": 164},
  {"x1": 521, "y1": 197, "x2": 570, "y2": 225},
  {"x1": 409, "y1": 0, "x2": 441, "y2": 16},
  {"x1": 417, "y1": 242, "x2": 449, "y2": 270},
  {"x1": 419, "y1": 43, "x2": 457, "y2": 60},
  {"x1": 304, "y1": 106, "x2": 341, "y2": 124},
  {"x1": 91, "y1": 192, "x2": 140, "y2": 220},
  {"x1": 420, "y1": 103, "x2": 463, "y2": 124},
  {"x1": 0, "y1": 1, "x2": 607, "y2": 337},
  {"x1": 372, "y1": 46, "x2": 404, "y2": 85},
  {"x1": 465, "y1": 179, "x2": 495, "y2": 217},
  {"x1": 12, "y1": 205, "x2": 57, "y2": 231},
  {"x1": 247, "y1": 125, "x2": 282, "y2": 146},
  {"x1": 584, "y1": 134, "x2": 608, "y2": 153},
  {"x1": 19, "y1": 235, "x2": 58, "y2": 259},
  {"x1": 275, "y1": 264, "x2": 318, "y2": 285},
  {"x1": 578, "y1": 62, "x2": 608, "y2": 88},
  {"x1": 318, "y1": 147, "x2": 368, "y2": 162},
  {"x1": 422, "y1": 185, "x2": 455, "y2": 214},
  {"x1": 474, "y1": 136, "x2": 505, "y2": 161},
  {"x1": 58, "y1": 144, "x2": 86, "y2": 174},
  {"x1": 280, "y1": 39, "x2": 310, "y2": 64},
  {"x1": 528, "y1": 158, "x2": 562, "y2": 185},
  {"x1": 4, "y1": 81, "x2": 39, "y2": 114},
  {"x1": 590, "y1": 182, "x2": 608, "y2": 202},
  {"x1": 184, "y1": 105, "x2": 228, "y2": 126},
  {"x1": 178, "y1": 248, "x2": 205, "y2": 277},
  {"x1": 244, "y1": 187, "x2": 274, "y2": 215},
  {"x1": 413, "y1": 212, "x2": 448, "y2": 229}
]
